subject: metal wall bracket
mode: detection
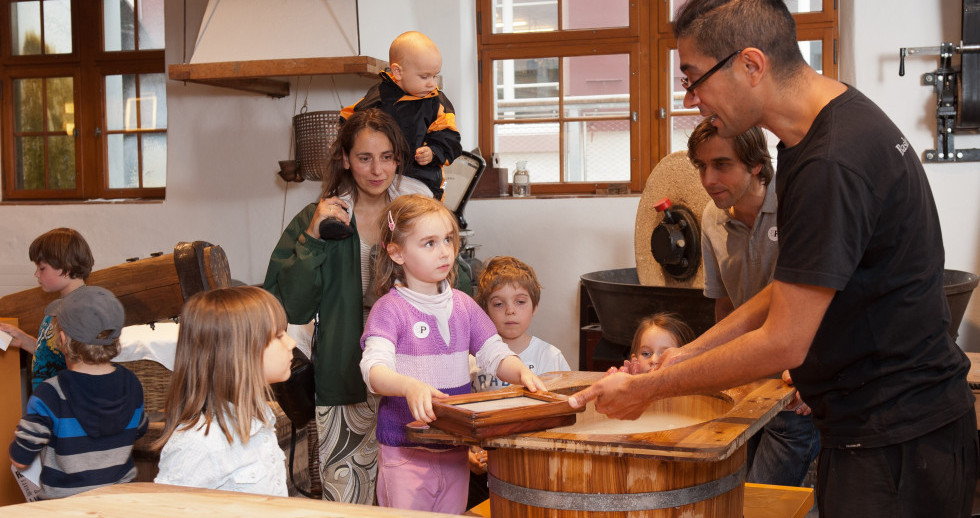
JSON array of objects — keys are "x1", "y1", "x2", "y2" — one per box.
[{"x1": 900, "y1": 2, "x2": 980, "y2": 163}]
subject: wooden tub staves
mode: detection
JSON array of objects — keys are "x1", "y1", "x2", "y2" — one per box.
[{"x1": 411, "y1": 371, "x2": 794, "y2": 517}]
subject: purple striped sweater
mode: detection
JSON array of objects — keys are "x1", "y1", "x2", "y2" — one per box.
[{"x1": 361, "y1": 288, "x2": 498, "y2": 447}]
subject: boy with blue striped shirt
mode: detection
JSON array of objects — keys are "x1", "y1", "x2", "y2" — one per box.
[{"x1": 9, "y1": 286, "x2": 147, "y2": 499}]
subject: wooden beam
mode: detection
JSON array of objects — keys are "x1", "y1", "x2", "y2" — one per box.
[
  {"x1": 178, "y1": 78, "x2": 291, "y2": 98},
  {"x1": 168, "y1": 56, "x2": 387, "y2": 97},
  {"x1": 0, "y1": 244, "x2": 230, "y2": 335}
]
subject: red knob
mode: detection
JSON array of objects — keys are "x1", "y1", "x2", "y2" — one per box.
[{"x1": 653, "y1": 197, "x2": 672, "y2": 212}]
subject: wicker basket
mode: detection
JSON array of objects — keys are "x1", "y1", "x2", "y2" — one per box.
[
  {"x1": 293, "y1": 110, "x2": 341, "y2": 181},
  {"x1": 120, "y1": 359, "x2": 171, "y2": 415}
]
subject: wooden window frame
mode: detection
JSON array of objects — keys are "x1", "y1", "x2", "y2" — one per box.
[
  {"x1": 477, "y1": 0, "x2": 838, "y2": 196},
  {"x1": 0, "y1": 0, "x2": 165, "y2": 202}
]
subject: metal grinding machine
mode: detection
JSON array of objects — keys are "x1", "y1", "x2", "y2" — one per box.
[{"x1": 581, "y1": 150, "x2": 716, "y2": 366}]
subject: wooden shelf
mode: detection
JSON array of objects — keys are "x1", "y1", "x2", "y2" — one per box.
[{"x1": 167, "y1": 56, "x2": 387, "y2": 98}]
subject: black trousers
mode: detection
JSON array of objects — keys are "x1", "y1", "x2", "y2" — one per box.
[{"x1": 817, "y1": 411, "x2": 979, "y2": 518}]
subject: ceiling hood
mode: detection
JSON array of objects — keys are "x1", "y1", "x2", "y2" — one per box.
[{"x1": 168, "y1": 0, "x2": 386, "y2": 97}]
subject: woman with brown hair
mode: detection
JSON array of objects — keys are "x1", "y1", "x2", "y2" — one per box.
[{"x1": 263, "y1": 108, "x2": 429, "y2": 504}]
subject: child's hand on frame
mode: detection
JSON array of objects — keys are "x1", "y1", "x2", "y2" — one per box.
[
  {"x1": 404, "y1": 379, "x2": 447, "y2": 423},
  {"x1": 519, "y1": 367, "x2": 548, "y2": 393}
]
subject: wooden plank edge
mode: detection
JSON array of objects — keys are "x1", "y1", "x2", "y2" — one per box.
[{"x1": 168, "y1": 56, "x2": 387, "y2": 81}]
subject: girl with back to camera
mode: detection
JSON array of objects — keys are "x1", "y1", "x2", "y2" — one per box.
[
  {"x1": 620, "y1": 312, "x2": 696, "y2": 374},
  {"x1": 359, "y1": 194, "x2": 547, "y2": 514},
  {"x1": 153, "y1": 286, "x2": 296, "y2": 496}
]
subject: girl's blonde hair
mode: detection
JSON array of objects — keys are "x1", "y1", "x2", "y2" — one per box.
[
  {"x1": 153, "y1": 286, "x2": 288, "y2": 450},
  {"x1": 630, "y1": 312, "x2": 696, "y2": 356},
  {"x1": 374, "y1": 194, "x2": 459, "y2": 296}
]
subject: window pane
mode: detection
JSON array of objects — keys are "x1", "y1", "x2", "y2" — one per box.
[
  {"x1": 784, "y1": 0, "x2": 822, "y2": 13},
  {"x1": 47, "y1": 135, "x2": 75, "y2": 188},
  {"x1": 494, "y1": 122, "x2": 559, "y2": 183},
  {"x1": 670, "y1": 49, "x2": 686, "y2": 111},
  {"x1": 11, "y1": 0, "x2": 71, "y2": 55},
  {"x1": 670, "y1": 114, "x2": 702, "y2": 154},
  {"x1": 565, "y1": 120, "x2": 630, "y2": 182},
  {"x1": 104, "y1": 0, "x2": 135, "y2": 51},
  {"x1": 13, "y1": 78, "x2": 43, "y2": 132},
  {"x1": 564, "y1": 0, "x2": 628, "y2": 30},
  {"x1": 563, "y1": 54, "x2": 629, "y2": 118},
  {"x1": 15, "y1": 136, "x2": 44, "y2": 189},
  {"x1": 46, "y1": 77, "x2": 73, "y2": 134},
  {"x1": 106, "y1": 133, "x2": 139, "y2": 188},
  {"x1": 138, "y1": 0, "x2": 165, "y2": 50},
  {"x1": 11, "y1": 1, "x2": 41, "y2": 55},
  {"x1": 142, "y1": 133, "x2": 166, "y2": 187},
  {"x1": 494, "y1": 58, "x2": 559, "y2": 120},
  {"x1": 139, "y1": 73, "x2": 167, "y2": 129},
  {"x1": 42, "y1": 0, "x2": 71, "y2": 53},
  {"x1": 669, "y1": 0, "x2": 821, "y2": 20},
  {"x1": 493, "y1": 0, "x2": 557, "y2": 34},
  {"x1": 800, "y1": 39, "x2": 823, "y2": 74},
  {"x1": 105, "y1": 74, "x2": 136, "y2": 131}
]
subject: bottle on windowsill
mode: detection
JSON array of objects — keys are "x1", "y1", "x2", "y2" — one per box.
[{"x1": 513, "y1": 161, "x2": 530, "y2": 197}]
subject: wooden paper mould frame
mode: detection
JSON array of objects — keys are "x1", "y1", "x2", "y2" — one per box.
[{"x1": 430, "y1": 386, "x2": 585, "y2": 439}]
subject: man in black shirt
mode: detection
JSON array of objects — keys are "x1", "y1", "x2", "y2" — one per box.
[{"x1": 571, "y1": 1, "x2": 977, "y2": 516}]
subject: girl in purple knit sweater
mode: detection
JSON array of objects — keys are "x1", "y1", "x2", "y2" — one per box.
[{"x1": 359, "y1": 194, "x2": 546, "y2": 514}]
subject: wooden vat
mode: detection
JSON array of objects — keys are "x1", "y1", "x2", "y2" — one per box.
[{"x1": 475, "y1": 371, "x2": 792, "y2": 517}]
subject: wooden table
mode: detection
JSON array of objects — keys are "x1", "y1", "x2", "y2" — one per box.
[
  {"x1": 467, "y1": 483, "x2": 814, "y2": 518},
  {"x1": 0, "y1": 483, "x2": 460, "y2": 517}
]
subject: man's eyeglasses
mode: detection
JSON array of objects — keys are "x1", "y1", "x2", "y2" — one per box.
[{"x1": 680, "y1": 49, "x2": 744, "y2": 94}]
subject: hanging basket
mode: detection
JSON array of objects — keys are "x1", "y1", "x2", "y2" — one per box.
[{"x1": 293, "y1": 110, "x2": 341, "y2": 181}]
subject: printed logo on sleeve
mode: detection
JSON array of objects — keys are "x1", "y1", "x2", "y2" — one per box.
[
  {"x1": 895, "y1": 137, "x2": 909, "y2": 156},
  {"x1": 413, "y1": 322, "x2": 430, "y2": 339}
]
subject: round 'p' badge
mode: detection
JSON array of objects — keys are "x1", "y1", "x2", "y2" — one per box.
[{"x1": 413, "y1": 321, "x2": 431, "y2": 339}]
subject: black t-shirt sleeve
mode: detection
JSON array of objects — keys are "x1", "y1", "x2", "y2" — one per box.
[{"x1": 774, "y1": 157, "x2": 880, "y2": 291}]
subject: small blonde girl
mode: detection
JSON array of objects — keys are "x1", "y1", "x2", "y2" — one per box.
[
  {"x1": 359, "y1": 194, "x2": 546, "y2": 514},
  {"x1": 153, "y1": 286, "x2": 296, "y2": 496},
  {"x1": 623, "y1": 312, "x2": 696, "y2": 374}
]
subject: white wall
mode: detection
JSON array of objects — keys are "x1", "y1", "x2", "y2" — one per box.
[
  {"x1": 1, "y1": 1, "x2": 978, "y2": 369},
  {"x1": 841, "y1": 0, "x2": 980, "y2": 351}
]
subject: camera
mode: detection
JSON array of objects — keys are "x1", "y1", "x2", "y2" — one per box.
[{"x1": 319, "y1": 217, "x2": 354, "y2": 240}]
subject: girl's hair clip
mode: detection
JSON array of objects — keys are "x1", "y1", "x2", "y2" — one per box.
[{"x1": 387, "y1": 210, "x2": 395, "y2": 231}]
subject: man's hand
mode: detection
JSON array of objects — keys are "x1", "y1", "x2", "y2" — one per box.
[
  {"x1": 782, "y1": 370, "x2": 812, "y2": 415},
  {"x1": 568, "y1": 372, "x2": 652, "y2": 420},
  {"x1": 653, "y1": 347, "x2": 689, "y2": 370}
]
